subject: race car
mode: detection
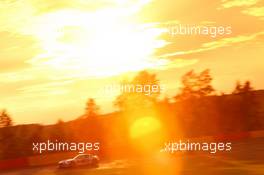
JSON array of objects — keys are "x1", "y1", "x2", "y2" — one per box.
[{"x1": 58, "y1": 154, "x2": 99, "y2": 168}]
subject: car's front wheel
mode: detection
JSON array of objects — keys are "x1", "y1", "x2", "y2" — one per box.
[{"x1": 69, "y1": 161, "x2": 76, "y2": 168}]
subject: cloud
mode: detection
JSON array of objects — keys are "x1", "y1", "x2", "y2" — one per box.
[
  {"x1": 17, "y1": 80, "x2": 74, "y2": 94},
  {"x1": 242, "y1": 6, "x2": 264, "y2": 19},
  {"x1": 0, "y1": 32, "x2": 41, "y2": 73},
  {"x1": 161, "y1": 31, "x2": 264, "y2": 58},
  {"x1": 0, "y1": 0, "x2": 153, "y2": 34},
  {"x1": 0, "y1": 0, "x2": 36, "y2": 34},
  {"x1": 0, "y1": 71, "x2": 35, "y2": 83},
  {"x1": 220, "y1": 0, "x2": 260, "y2": 8},
  {"x1": 153, "y1": 59, "x2": 198, "y2": 70}
]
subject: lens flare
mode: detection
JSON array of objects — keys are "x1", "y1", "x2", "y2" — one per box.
[{"x1": 130, "y1": 117, "x2": 161, "y2": 139}]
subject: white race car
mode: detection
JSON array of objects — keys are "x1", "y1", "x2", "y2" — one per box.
[{"x1": 58, "y1": 154, "x2": 99, "y2": 168}]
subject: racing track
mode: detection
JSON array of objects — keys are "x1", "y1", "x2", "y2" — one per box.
[{"x1": 2, "y1": 138, "x2": 264, "y2": 175}]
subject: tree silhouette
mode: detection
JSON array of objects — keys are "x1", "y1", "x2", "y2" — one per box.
[
  {"x1": 85, "y1": 98, "x2": 99, "y2": 117},
  {"x1": 57, "y1": 118, "x2": 64, "y2": 125},
  {"x1": 0, "y1": 109, "x2": 12, "y2": 127},
  {"x1": 175, "y1": 69, "x2": 214, "y2": 101},
  {"x1": 233, "y1": 81, "x2": 243, "y2": 94},
  {"x1": 243, "y1": 81, "x2": 253, "y2": 92},
  {"x1": 114, "y1": 70, "x2": 160, "y2": 111},
  {"x1": 51, "y1": 118, "x2": 66, "y2": 140},
  {"x1": 233, "y1": 80, "x2": 253, "y2": 94}
]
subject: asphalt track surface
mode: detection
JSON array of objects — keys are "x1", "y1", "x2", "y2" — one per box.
[{"x1": 1, "y1": 138, "x2": 264, "y2": 175}]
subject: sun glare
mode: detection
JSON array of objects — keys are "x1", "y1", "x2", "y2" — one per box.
[
  {"x1": 130, "y1": 117, "x2": 161, "y2": 139},
  {"x1": 28, "y1": 8, "x2": 167, "y2": 78}
]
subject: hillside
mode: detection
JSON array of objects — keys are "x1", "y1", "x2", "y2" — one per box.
[{"x1": 0, "y1": 90, "x2": 264, "y2": 160}]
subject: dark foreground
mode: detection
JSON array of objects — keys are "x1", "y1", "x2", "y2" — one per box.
[{"x1": 2, "y1": 138, "x2": 264, "y2": 175}]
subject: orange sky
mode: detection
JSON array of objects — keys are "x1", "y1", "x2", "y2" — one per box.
[{"x1": 0, "y1": 0, "x2": 263, "y2": 124}]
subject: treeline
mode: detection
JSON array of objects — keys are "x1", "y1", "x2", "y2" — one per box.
[
  {"x1": 0, "y1": 69, "x2": 264, "y2": 160},
  {"x1": 163, "y1": 90, "x2": 264, "y2": 137}
]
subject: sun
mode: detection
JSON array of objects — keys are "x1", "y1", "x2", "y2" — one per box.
[
  {"x1": 28, "y1": 9, "x2": 167, "y2": 78},
  {"x1": 130, "y1": 117, "x2": 162, "y2": 139}
]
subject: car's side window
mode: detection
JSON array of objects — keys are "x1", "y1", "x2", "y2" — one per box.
[{"x1": 76, "y1": 155, "x2": 84, "y2": 159}]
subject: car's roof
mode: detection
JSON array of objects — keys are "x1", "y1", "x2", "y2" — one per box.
[{"x1": 76, "y1": 153, "x2": 95, "y2": 157}]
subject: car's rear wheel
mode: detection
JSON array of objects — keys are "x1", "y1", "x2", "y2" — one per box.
[{"x1": 91, "y1": 159, "x2": 99, "y2": 168}]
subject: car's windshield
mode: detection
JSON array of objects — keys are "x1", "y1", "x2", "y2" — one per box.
[
  {"x1": 74, "y1": 155, "x2": 84, "y2": 159},
  {"x1": 74, "y1": 154, "x2": 89, "y2": 159}
]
